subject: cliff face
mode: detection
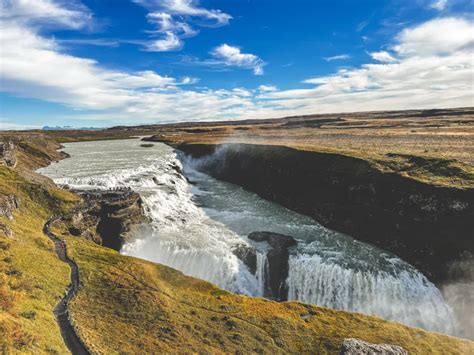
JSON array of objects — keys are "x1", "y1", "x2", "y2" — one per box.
[
  {"x1": 178, "y1": 143, "x2": 474, "y2": 285},
  {"x1": 59, "y1": 189, "x2": 148, "y2": 251}
]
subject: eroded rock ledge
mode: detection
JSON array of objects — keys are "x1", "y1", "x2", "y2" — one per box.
[
  {"x1": 177, "y1": 143, "x2": 474, "y2": 285},
  {"x1": 60, "y1": 188, "x2": 148, "y2": 251}
]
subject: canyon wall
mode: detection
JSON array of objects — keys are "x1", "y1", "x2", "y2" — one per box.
[{"x1": 178, "y1": 143, "x2": 474, "y2": 285}]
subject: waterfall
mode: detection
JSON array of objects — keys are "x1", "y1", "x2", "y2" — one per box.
[
  {"x1": 287, "y1": 253, "x2": 457, "y2": 334},
  {"x1": 255, "y1": 252, "x2": 269, "y2": 296},
  {"x1": 40, "y1": 138, "x2": 458, "y2": 336}
]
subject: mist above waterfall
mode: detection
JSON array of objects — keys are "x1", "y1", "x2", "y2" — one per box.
[{"x1": 40, "y1": 138, "x2": 458, "y2": 336}]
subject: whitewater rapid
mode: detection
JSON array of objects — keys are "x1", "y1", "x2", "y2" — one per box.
[{"x1": 39, "y1": 138, "x2": 457, "y2": 335}]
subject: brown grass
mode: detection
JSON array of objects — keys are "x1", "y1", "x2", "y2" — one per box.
[{"x1": 147, "y1": 108, "x2": 474, "y2": 188}]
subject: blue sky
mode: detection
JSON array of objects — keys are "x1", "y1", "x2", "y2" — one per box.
[{"x1": 0, "y1": 0, "x2": 473, "y2": 129}]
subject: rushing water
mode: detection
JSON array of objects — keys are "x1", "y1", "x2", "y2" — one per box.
[{"x1": 40, "y1": 138, "x2": 457, "y2": 335}]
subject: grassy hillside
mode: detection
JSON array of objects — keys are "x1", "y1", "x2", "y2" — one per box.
[
  {"x1": 0, "y1": 164, "x2": 77, "y2": 353},
  {"x1": 60, "y1": 235, "x2": 474, "y2": 354},
  {"x1": 1, "y1": 133, "x2": 473, "y2": 353}
]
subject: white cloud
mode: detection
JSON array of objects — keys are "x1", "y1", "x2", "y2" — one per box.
[
  {"x1": 302, "y1": 77, "x2": 329, "y2": 85},
  {"x1": 146, "y1": 31, "x2": 183, "y2": 51},
  {"x1": 232, "y1": 88, "x2": 253, "y2": 97},
  {"x1": 1, "y1": 6, "x2": 473, "y2": 126},
  {"x1": 324, "y1": 54, "x2": 351, "y2": 62},
  {"x1": 179, "y1": 76, "x2": 199, "y2": 85},
  {"x1": 146, "y1": 12, "x2": 197, "y2": 37},
  {"x1": 135, "y1": 0, "x2": 231, "y2": 51},
  {"x1": 210, "y1": 44, "x2": 265, "y2": 75},
  {"x1": 430, "y1": 0, "x2": 449, "y2": 10},
  {"x1": 394, "y1": 17, "x2": 474, "y2": 56},
  {"x1": 151, "y1": 0, "x2": 231, "y2": 26},
  {"x1": 258, "y1": 85, "x2": 277, "y2": 92},
  {"x1": 370, "y1": 51, "x2": 397, "y2": 63},
  {"x1": 0, "y1": 20, "x2": 180, "y2": 109},
  {"x1": 0, "y1": 120, "x2": 41, "y2": 131},
  {"x1": 0, "y1": 0, "x2": 91, "y2": 29},
  {"x1": 0, "y1": 2, "x2": 257, "y2": 123}
]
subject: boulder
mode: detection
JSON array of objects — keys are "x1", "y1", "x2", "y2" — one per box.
[
  {"x1": 339, "y1": 338, "x2": 408, "y2": 355},
  {"x1": 62, "y1": 189, "x2": 148, "y2": 250},
  {"x1": 232, "y1": 243, "x2": 257, "y2": 275}
]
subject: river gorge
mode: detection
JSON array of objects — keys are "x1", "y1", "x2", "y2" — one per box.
[{"x1": 39, "y1": 138, "x2": 458, "y2": 336}]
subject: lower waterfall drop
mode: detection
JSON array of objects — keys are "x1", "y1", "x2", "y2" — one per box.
[{"x1": 287, "y1": 253, "x2": 456, "y2": 334}]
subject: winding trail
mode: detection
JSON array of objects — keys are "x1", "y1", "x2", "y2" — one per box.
[{"x1": 43, "y1": 217, "x2": 90, "y2": 355}]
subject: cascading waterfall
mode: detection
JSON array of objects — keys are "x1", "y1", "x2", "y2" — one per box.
[
  {"x1": 255, "y1": 252, "x2": 269, "y2": 296},
  {"x1": 287, "y1": 253, "x2": 456, "y2": 334},
  {"x1": 40, "y1": 140, "x2": 262, "y2": 296},
  {"x1": 39, "y1": 138, "x2": 458, "y2": 336}
]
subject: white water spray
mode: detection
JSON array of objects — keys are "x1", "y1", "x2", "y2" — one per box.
[{"x1": 287, "y1": 252, "x2": 456, "y2": 334}]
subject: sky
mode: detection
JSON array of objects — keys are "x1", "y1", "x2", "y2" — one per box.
[{"x1": 0, "y1": 0, "x2": 473, "y2": 129}]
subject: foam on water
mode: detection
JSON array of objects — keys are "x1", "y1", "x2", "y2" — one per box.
[{"x1": 39, "y1": 138, "x2": 458, "y2": 335}]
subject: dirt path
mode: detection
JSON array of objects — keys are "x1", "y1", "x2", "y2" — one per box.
[{"x1": 44, "y1": 218, "x2": 90, "y2": 355}]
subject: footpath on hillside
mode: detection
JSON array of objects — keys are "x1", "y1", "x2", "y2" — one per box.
[{"x1": 43, "y1": 218, "x2": 90, "y2": 355}]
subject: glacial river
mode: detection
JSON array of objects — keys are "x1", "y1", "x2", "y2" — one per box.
[{"x1": 40, "y1": 138, "x2": 457, "y2": 335}]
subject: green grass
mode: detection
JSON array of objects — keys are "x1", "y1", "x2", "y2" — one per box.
[{"x1": 0, "y1": 165, "x2": 76, "y2": 353}]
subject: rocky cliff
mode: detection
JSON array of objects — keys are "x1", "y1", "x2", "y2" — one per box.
[
  {"x1": 59, "y1": 189, "x2": 148, "y2": 251},
  {"x1": 177, "y1": 143, "x2": 474, "y2": 285}
]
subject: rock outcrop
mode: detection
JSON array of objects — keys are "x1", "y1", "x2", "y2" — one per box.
[
  {"x1": 0, "y1": 194, "x2": 20, "y2": 220},
  {"x1": 61, "y1": 189, "x2": 148, "y2": 251},
  {"x1": 339, "y1": 338, "x2": 408, "y2": 355},
  {"x1": 178, "y1": 143, "x2": 474, "y2": 285},
  {"x1": 232, "y1": 243, "x2": 257, "y2": 274},
  {"x1": 248, "y1": 232, "x2": 297, "y2": 300},
  {"x1": 0, "y1": 141, "x2": 17, "y2": 168},
  {"x1": 233, "y1": 231, "x2": 297, "y2": 300}
]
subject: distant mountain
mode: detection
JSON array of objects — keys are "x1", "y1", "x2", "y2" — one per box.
[{"x1": 42, "y1": 126, "x2": 102, "y2": 131}]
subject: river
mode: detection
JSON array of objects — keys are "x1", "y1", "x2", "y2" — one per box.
[{"x1": 39, "y1": 138, "x2": 457, "y2": 335}]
